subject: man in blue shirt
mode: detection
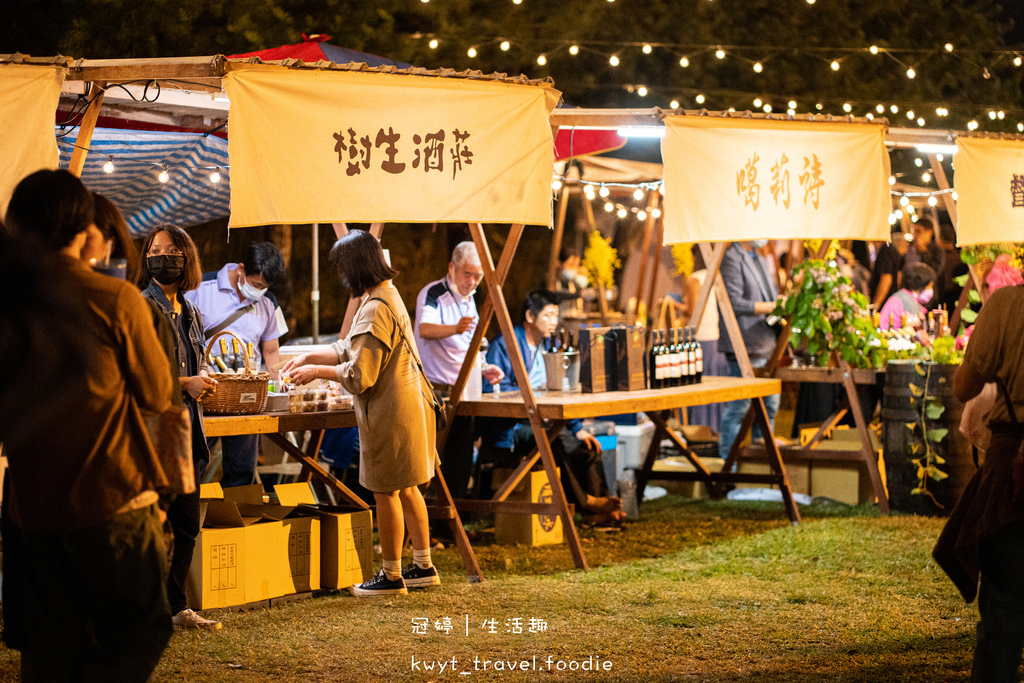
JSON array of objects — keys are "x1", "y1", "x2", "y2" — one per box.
[{"x1": 481, "y1": 290, "x2": 622, "y2": 525}]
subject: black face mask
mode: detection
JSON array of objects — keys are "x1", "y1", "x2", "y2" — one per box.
[{"x1": 147, "y1": 254, "x2": 185, "y2": 285}]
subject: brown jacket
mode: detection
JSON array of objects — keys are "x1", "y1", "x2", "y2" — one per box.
[
  {"x1": 330, "y1": 285, "x2": 436, "y2": 492},
  {"x1": 6, "y1": 257, "x2": 175, "y2": 533}
]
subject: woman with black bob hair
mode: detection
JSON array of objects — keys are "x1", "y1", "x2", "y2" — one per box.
[
  {"x1": 138, "y1": 224, "x2": 221, "y2": 630},
  {"x1": 282, "y1": 229, "x2": 439, "y2": 596}
]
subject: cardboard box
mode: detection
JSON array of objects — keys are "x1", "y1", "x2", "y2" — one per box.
[
  {"x1": 188, "y1": 526, "x2": 247, "y2": 610},
  {"x1": 577, "y1": 325, "x2": 610, "y2": 393},
  {"x1": 807, "y1": 438, "x2": 886, "y2": 505},
  {"x1": 243, "y1": 516, "x2": 320, "y2": 602},
  {"x1": 493, "y1": 468, "x2": 564, "y2": 546},
  {"x1": 275, "y1": 483, "x2": 374, "y2": 590},
  {"x1": 605, "y1": 326, "x2": 646, "y2": 392},
  {"x1": 651, "y1": 456, "x2": 725, "y2": 498},
  {"x1": 735, "y1": 459, "x2": 811, "y2": 496}
]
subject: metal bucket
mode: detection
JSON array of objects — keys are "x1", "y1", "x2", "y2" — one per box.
[{"x1": 542, "y1": 351, "x2": 580, "y2": 391}]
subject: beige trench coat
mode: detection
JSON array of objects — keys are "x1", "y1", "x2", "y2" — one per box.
[{"x1": 330, "y1": 285, "x2": 436, "y2": 492}]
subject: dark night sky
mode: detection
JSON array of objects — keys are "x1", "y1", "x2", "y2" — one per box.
[{"x1": 1004, "y1": 3, "x2": 1024, "y2": 44}]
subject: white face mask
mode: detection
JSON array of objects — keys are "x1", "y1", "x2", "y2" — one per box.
[
  {"x1": 239, "y1": 278, "x2": 267, "y2": 301},
  {"x1": 749, "y1": 239, "x2": 769, "y2": 249}
]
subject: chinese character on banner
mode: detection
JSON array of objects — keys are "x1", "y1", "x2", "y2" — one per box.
[
  {"x1": 505, "y1": 618, "x2": 523, "y2": 634},
  {"x1": 1011, "y1": 174, "x2": 1024, "y2": 208},
  {"x1": 481, "y1": 618, "x2": 498, "y2": 634},
  {"x1": 375, "y1": 127, "x2": 406, "y2": 175},
  {"x1": 413, "y1": 130, "x2": 446, "y2": 173},
  {"x1": 799, "y1": 154, "x2": 825, "y2": 209},
  {"x1": 736, "y1": 153, "x2": 761, "y2": 211},
  {"x1": 450, "y1": 129, "x2": 473, "y2": 179},
  {"x1": 770, "y1": 153, "x2": 791, "y2": 209},
  {"x1": 527, "y1": 618, "x2": 548, "y2": 633},
  {"x1": 434, "y1": 617, "x2": 453, "y2": 634},
  {"x1": 411, "y1": 617, "x2": 429, "y2": 635}
]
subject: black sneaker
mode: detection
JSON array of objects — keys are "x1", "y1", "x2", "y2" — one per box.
[
  {"x1": 402, "y1": 563, "x2": 441, "y2": 588},
  {"x1": 349, "y1": 570, "x2": 408, "y2": 596}
]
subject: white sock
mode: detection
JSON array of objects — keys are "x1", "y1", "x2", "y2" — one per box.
[
  {"x1": 412, "y1": 548, "x2": 432, "y2": 569},
  {"x1": 383, "y1": 559, "x2": 402, "y2": 580}
]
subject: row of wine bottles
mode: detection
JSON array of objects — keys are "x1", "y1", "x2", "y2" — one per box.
[
  {"x1": 212, "y1": 338, "x2": 256, "y2": 374},
  {"x1": 548, "y1": 330, "x2": 576, "y2": 353},
  {"x1": 649, "y1": 327, "x2": 703, "y2": 388}
]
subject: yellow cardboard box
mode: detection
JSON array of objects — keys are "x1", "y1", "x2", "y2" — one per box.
[
  {"x1": 187, "y1": 526, "x2": 247, "y2": 610},
  {"x1": 493, "y1": 468, "x2": 564, "y2": 546},
  {"x1": 243, "y1": 516, "x2": 320, "y2": 602},
  {"x1": 274, "y1": 483, "x2": 374, "y2": 590}
]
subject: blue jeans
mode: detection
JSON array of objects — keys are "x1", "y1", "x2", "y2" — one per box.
[
  {"x1": 718, "y1": 357, "x2": 781, "y2": 459},
  {"x1": 207, "y1": 434, "x2": 259, "y2": 488}
]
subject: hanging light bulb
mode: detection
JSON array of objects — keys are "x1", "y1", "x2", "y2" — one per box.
[
  {"x1": 617, "y1": 207, "x2": 628, "y2": 218},
  {"x1": 642, "y1": 44, "x2": 652, "y2": 54},
  {"x1": 604, "y1": 202, "x2": 614, "y2": 212},
  {"x1": 816, "y1": 103, "x2": 823, "y2": 110},
  {"x1": 1018, "y1": 123, "x2": 1024, "y2": 132},
  {"x1": 869, "y1": 45, "x2": 879, "y2": 55},
  {"x1": 633, "y1": 188, "x2": 644, "y2": 200},
  {"x1": 998, "y1": 110, "x2": 1006, "y2": 120},
  {"x1": 429, "y1": 39, "x2": 439, "y2": 49},
  {"x1": 889, "y1": 176, "x2": 896, "y2": 185},
  {"x1": 753, "y1": 62, "x2": 763, "y2": 73},
  {"x1": 906, "y1": 110, "x2": 915, "y2": 120},
  {"x1": 467, "y1": 46, "x2": 478, "y2": 58},
  {"x1": 210, "y1": 167, "x2": 222, "y2": 184},
  {"x1": 763, "y1": 103, "x2": 772, "y2": 113},
  {"x1": 866, "y1": 112, "x2": 875, "y2": 120},
  {"x1": 952, "y1": 191, "x2": 958, "y2": 201},
  {"x1": 1015, "y1": 55, "x2": 1023, "y2": 67},
  {"x1": 158, "y1": 166, "x2": 169, "y2": 183},
  {"x1": 889, "y1": 213, "x2": 898, "y2": 225},
  {"x1": 806, "y1": 0, "x2": 815, "y2": 4},
  {"x1": 609, "y1": 54, "x2": 620, "y2": 66},
  {"x1": 500, "y1": 40, "x2": 511, "y2": 51},
  {"x1": 989, "y1": 110, "x2": 998, "y2": 120},
  {"x1": 876, "y1": 104, "x2": 885, "y2": 114},
  {"x1": 928, "y1": 196, "x2": 938, "y2": 207},
  {"x1": 513, "y1": 0, "x2": 522, "y2": 4},
  {"x1": 906, "y1": 67, "x2": 916, "y2": 79},
  {"x1": 843, "y1": 103, "x2": 852, "y2": 113},
  {"x1": 753, "y1": 98, "x2": 763, "y2": 108},
  {"x1": 537, "y1": 54, "x2": 547, "y2": 65},
  {"x1": 787, "y1": 108, "x2": 796, "y2": 116},
  {"x1": 894, "y1": 209, "x2": 903, "y2": 219},
  {"x1": 637, "y1": 210, "x2": 648, "y2": 221},
  {"x1": 890, "y1": 105, "x2": 899, "y2": 113},
  {"x1": 945, "y1": 43, "x2": 954, "y2": 52},
  {"x1": 715, "y1": 48, "x2": 725, "y2": 59},
  {"x1": 598, "y1": 185, "x2": 609, "y2": 198},
  {"x1": 788, "y1": 100, "x2": 797, "y2": 109},
  {"x1": 584, "y1": 185, "x2": 596, "y2": 198},
  {"x1": 669, "y1": 99, "x2": 680, "y2": 109},
  {"x1": 679, "y1": 56, "x2": 689, "y2": 67},
  {"x1": 651, "y1": 208, "x2": 662, "y2": 218},
  {"x1": 695, "y1": 93, "x2": 705, "y2": 104},
  {"x1": 922, "y1": 172, "x2": 932, "y2": 183},
  {"x1": 936, "y1": 154, "x2": 944, "y2": 162},
  {"x1": 968, "y1": 120, "x2": 979, "y2": 130},
  {"x1": 900, "y1": 196, "x2": 910, "y2": 207},
  {"x1": 569, "y1": 44, "x2": 580, "y2": 56},
  {"x1": 102, "y1": 155, "x2": 115, "y2": 174},
  {"x1": 830, "y1": 60, "x2": 840, "y2": 71},
  {"x1": 917, "y1": 117, "x2": 925, "y2": 127},
  {"x1": 914, "y1": 158, "x2": 923, "y2": 167},
  {"x1": 552, "y1": 178, "x2": 562, "y2": 191},
  {"x1": 637, "y1": 86, "x2": 648, "y2": 97}
]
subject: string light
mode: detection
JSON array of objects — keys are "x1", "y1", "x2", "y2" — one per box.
[
  {"x1": 753, "y1": 98, "x2": 763, "y2": 108},
  {"x1": 866, "y1": 112, "x2": 875, "y2": 120},
  {"x1": 209, "y1": 167, "x2": 222, "y2": 184},
  {"x1": 895, "y1": 210, "x2": 903, "y2": 219},
  {"x1": 467, "y1": 46, "x2": 477, "y2": 58},
  {"x1": 604, "y1": 202, "x2": 614, "y2": 212},
  {"x1": 890, "y1": 105, "x2": 899, "y2": 113},
  {"x1": 952, "y1": 191, "x2": 958, "y2": 201},
  {"x1": 843, "y1": 103, "x2": 852, "y2": 113},
  {"x1": 679, "y1": 56, "x2": 689, "y2": 67},
  {"x1": 906, "y1": 67, "x2": 916, "y2": 78},
  {"x1": 1016, "y1": 55, "x2": 1023, "y2": 67},
  {"x1": 869, "y1": 45, "x2": 879, "y2": 55},
  {"x1": 669, "y1": 99, "x2": 680, "y2": 109},
  {"x1": 715, "y1": 48, "x2": 726, "y2": 59},
  {"x1": 637, "y1": 86, "x2": 648, "y2": 97},
  {"x1": 158, "y1": 166, "x2": 169, "y2": 183},
  {"x1": 102, "y1": 155, "x2": 114, "y2": 174},
  {"x1": 945, "y1": 43, "x2": 954, "y2": 52},
  {"x1": 989, "y1": 110, "x2": 997, "y2": 120},
  {"x1": 609, "y1": 54, "x2": 620, "y2": 66},
  {"x1": 537, "y1": 54, "x2": 546, "y2": 65},
  {"x1": 753, "y1": 62, "x2": 763, "y2": 73},
  {"x1": 569, "y1": 44, "x2": 579, "y2": 56},
  {"x1": 633, "y1": 188, "x2": 644, "y2": 200},
  {"x1": 917, "y1": 117, "x2": 925, "y2": 126},
  {"x1": 900, "y1": 196, "x2": 910, "y2": 206},
  {"x1": 906, "y1": 110, "x2": 915, "y2": 119},
  {"x1": 830, "y1": 60, "x2": 840, "y2": 71},
  {"x1": 642, "y1": 44, "x2": 652, "y2": 54},
  {"x1": 617, "y1": 207, "x2": 627, "y2": 218},
  {"x1": 928, "y1": 196, "x2": 938, "y2": 207},
  {"x1": 968, "y1": 120, "x2": 979, "y2": 130},
  {"x1": 500, "y1": 40, "x2": 511, "y2": 51},
  {"x1": 936, "y1": 154, "x2": 944, "y2": 161},
  {"x1": 1019, "y1": 123, "x2": 1024, "y2": 132},
  {"x1": 763, "y1": 103, "x2": 772, "y2": 113},
  {"x1": 922, "y1": 172, "x2": 931, "y2": 183},
  {"x1": 552, "y1": 178, "x2": 563, "y2": 191},
  {"x1": 816, "y1": 103, "x2": 823, "y2": 110},
  {"x1": 914, "y1": 158, "x2": 923, "y2": 167},
  {"x1": 787, "y1": 108, "x2": 796, "y2": 116},
  {"x1": 998, "y1": 110, "x2": 1006, "y2": 120},
  {"x1": 695, "y1": 93, "x2": 705, "y2": 104},
  {"x1": 637, "y1": 210, "x2": 647, "y2": 221},
  {"x1": 788, "y1": 100, "x2": 797, "y2": 109},
  {"x1": 428, "y1": 39, "x2": 439, "y2": 49},
  {"x1": 599, "y1": 185, "x2": 610, "y2": 198},
  {"x1": 876, "y1": 104, "x2": 885, "y2": 114},
  {"x1": 889, "y1": 176, "x2": 896, "y2": 185}
]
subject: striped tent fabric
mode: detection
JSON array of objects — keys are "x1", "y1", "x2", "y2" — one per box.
[{"x1": 57, "y1": 128, "x2": 230, "y2": 235}]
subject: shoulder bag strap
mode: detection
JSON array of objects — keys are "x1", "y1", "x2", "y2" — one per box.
[
  {"x1": 205, "y1": 305, "x2": 252, "y2": 338},
  {"x1": 998, "y1": 377, "x2": 1019, "y2": 425},
  {"x1": 367, "y1": 297, "x2": 441, "y2": 405}
]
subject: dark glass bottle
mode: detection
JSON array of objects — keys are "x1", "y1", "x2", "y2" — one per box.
[
  {"x1": 650, "y1": 330, "x2": 663, "y2": 389},
  {"x1": 692, "y1": 327, "x2": 703, "y2": 383}
]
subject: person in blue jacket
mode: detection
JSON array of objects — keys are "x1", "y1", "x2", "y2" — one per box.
[{"x1": 479, "y1": 290, "x2": 623, "y2": 525}]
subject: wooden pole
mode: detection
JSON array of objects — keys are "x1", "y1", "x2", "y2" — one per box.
[
  {"x1": 634, "y1": 189, "x2": 657, "y2": 310},
  {"x1": 67, "y1": 81, "x2": 106, "y2": 177},
  {"x1": 547, "y1": 185, "x2": 571, "y2": 290},
  {"x1": 581, "y1": 194, "x2": 610, "y2": 321},
  {"x1": 339, "y1": 223, "x2": 384, "y2": 338},
  {"x1": 685, "y1": 242, "x2": 726, "y2": 346},
  {"x1": 927, "y1": 153, "x2": 981, "y2": 304},
  {"x1": 311, "y1": 224, "x2": 320, "y2": 344},
  {"x1": 698, "y1": 242, "x2": 754, "y2": 379},
  {"x1": 644, "y1": 212, "x2": 665, "y2": 327}
]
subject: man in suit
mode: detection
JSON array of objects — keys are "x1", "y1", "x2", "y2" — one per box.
[{"x1": 717, "y1": 240, "x2": 782, "y2": 458}]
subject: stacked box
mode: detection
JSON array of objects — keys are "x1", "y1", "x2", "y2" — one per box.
[
  {"x1": 604, "y1": 326, "x2": 646, "y2": 392},
  {"x1": 492, "y1": 468, "x2": 564, "y2": 546}
]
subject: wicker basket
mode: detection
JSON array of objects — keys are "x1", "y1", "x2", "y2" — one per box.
[{"x1": 200, "y1": 331, "x2": 270, "y2": 415}]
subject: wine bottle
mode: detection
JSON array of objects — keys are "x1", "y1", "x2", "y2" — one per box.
[
  {"x1": 672, "y1": 327, "x2": 684, "y2": 387},
  {"x1": 565, "y1": 331, "x2": 575, "y2": 354},
  {"x1": 218, "y1": 339, "x2": 234, "y2": 374},
  {"x1": 231, "y1": 339, "x2": 244, "y2": 372},
  {"x1": 214, "y1": 355, "x2": 232, "y2": 374},
  {"x1": 679, "y1": 327, "x2": 692, "y2": 386},
  {"x1": 692, "y1": 327, "x2": 703, "y2": 383},
  {"x1": 653, "y1": 330, "x2": 665, "y2": 389},
  {"x1": 246, "y1": 341, "x2": 256, "y2": 367}
]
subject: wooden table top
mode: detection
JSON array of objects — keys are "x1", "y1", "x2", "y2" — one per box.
[
  {"x1": 457, "y1": 376, "x2": 781, "y2": 420},
  {"x1": 203, "y1": 409, "x2": 357, "y2": 437},
  {"x1": 772, "y1": 365, "x2": 884, "y2": 385}
]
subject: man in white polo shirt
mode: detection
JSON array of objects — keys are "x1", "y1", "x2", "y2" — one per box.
[{"x1": 415, "y1": 242, "x2": 502, "y2": 513}]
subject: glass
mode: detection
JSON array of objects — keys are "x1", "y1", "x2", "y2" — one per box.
[{"x1": 148, "y1": 246, "x2": 183, "y2": 257}]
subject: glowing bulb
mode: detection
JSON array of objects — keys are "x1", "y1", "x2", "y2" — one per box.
[
  {"x1": 429, "y1": 39, "x2": 439, "y2": 49},
  {"x1": 1019, "y1": 123, "x2": 1024, "y2": 132},
  {"x1": 552, "y1": 178, "x2": 562, "y2": 191},
  {"x1": 513, "y1": 0, "x2": 522, "y2": 4},
  {"x1": 102, "y1": 156, "x2": 114, "y2": 174},
  {"x1": 906, "y1": 67, "x2": 915, "y2": 79},
  {"x1": 806, "y1": 0, "x2": 815, "y2": 4},
  {"x1": 669, "y1": 99, "x2": 680, "y2": 109},
  {"x1": 210, "y1": 167, "x2": 221, "y2": 184},
  {"x1": 906, "y1": 110, "x2": 915, "y2": 119},
  {"x1": 816, "y1": 103, "x2": 823, "y2": 110},
  {"x1": 158, "y1": 167, "x2": 169, "y2": 183},
  {"x1": 900, "y1": 196, "x2": 910, "y2": 207},
  {"x1": 679, "y1": 56, "x2": 689, "y2": 67},
  {"x1": 500, "y1": 40, "x2": 510, "y2": 51},
  {"x1": 888, "y1": 176, "x2": 896, "y2": 185},
  {"x1": 917, "y1": 117, "x2": 925, "y2": 127},
  {"x1": 890, "y1": 105, "x2": 899, "y2": 113},
  {"x1": 968, "y1": 120, "x2": 979, "y2": 130},
  {"x1": 788, "y1": 100, "x2": 797, "y2": 109},
  {"x1": 843, "y1": 103, "x2": 852, "y2": 113},
  {"x1": 637, "y1": 211, "x2": 647, "y2": 221},
  {"x1": 989, "y1": 111, "x2": 998, "y2": 120},
  {"x1": 830, "y1": 60, "x2": 840, "y2": 71},
  {"x1": 584, "y1": 185, "x2": 596, "y2": 198},
  {"x1": 928, "y1": 196, "x2": 938, "y2": 207},
  {"x1": 1016, "y1": 55, "x2": 1023, "y2": 67},
  {"x1": 866, "y1": 113, "x2": 874, "y2": 120},
  {"x1": 537, "y1": 54, "x2": 547, "y2": 65},
  {"x1": 753, "y1": 62, "x2": 763, "y2": 73},
  {"x1": 642, "y1": 44, "x2": 652, "y2": 54},
  {"x1": 937, "y1": 154, "x2": 944, "y2": 162},
  {"x1": 922, "y1": 172, "x2": 931, "y2": 182},
  {"x1": 467, "y1": 46, "x2": 477, "y2": 58},
  {"x1": 633, "y1": 188, "x2": 644, "y2": 200},
  {"x1": 569, "y1": 44, "x2": 579, "y2": 56},
  {"x1": 952, "y1": 191, "x2": 958, "y2": 201},
  {"x1": 617, "y1": 208, "x2": 628, "y2": 218},
  {"x1": 998, "y1": 110, "x2": 1006, "y2": 120},
  {"x1": 598, "y1": 186, "x2": 610, "y2": 198},
  {"x1": 869, "y1": 45, "x2": 879, "y2": 55},
  {"x1": 753, "y1": 98, "x2": 762, "y2": 108},
  {"x1": 763, "y1": 103, "x2": 772, "y2": 113},
  {"x1": 945, "y1": 43, "x2": 954, "y2": 52},
  {"x1": 695, "y1": 93, "x2": 705, "y2": 104},
  {"x1": 715, "y1": 49, "x2": 725, "y2": 59},
  {"x1": 637, "y1": 86, "x2": 648, "y2": 97},
  {"x1": 876, "y1": 104, "x2": 885, "y2": 113},
  {"x1": 914, "y1": 158, "x2": 923, "y2": 167},
  {"x1": 651, "y1": 208, "x2": 661, "y2": 218},
  {"x1": 787, "y1": 108, "x2": 796, "y2": 116},
  {"x1": 604, "y1": 202, "x2": 614, "y2": 212},
  {"x1": 609, "y1": 55, "x2": 620, "y2": 66},
  {"x1": 895, "y1": 210, "x2": 903, "y2": 219},
  {"x1": 889, "y1": 213, "x2": 898, "y2": 225}
]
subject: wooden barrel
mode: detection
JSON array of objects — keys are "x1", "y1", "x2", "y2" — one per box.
[{"x1": 881, "y1": 361, "x2": 977, "y2": 515}]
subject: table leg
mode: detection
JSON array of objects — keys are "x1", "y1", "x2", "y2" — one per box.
[
  {"x1": 713, "y1": 406, "x2": 756, "y2": 498},
  {"x1": 839, "y1": 363, "x2": 890, "y2": 514},
  {"x1": 265, "y1": 432, "x2": 368, "y2": 509},
  {"x1": 751, "y1": 398, "x2": 801, "y2": 525},
  {"x1": 429, "y1": 457, "x2": 485, "y2": 583},
  {"x1": 635, "y1": 416, "x2": 666, "y2": 506},
  {"x1": 491, "y1": 422, "x2": 564, "y2": 503}
]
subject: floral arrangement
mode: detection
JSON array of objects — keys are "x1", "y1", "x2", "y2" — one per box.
[
  {"x1": 580, "y1": 230, "x2": 621, "y2": 292},
  {"x1": 802, "y1": 239, "x2": 839, "y2": 260},
  {"x1": 773, "y1": 259, "x2": 887, "y2": 369},
  {"x1": 671, "y1": 243, "x2": 694, "y2": 279},
  {"x1": 959, "y1": 242, "x2": 1019, "y2": 266}
]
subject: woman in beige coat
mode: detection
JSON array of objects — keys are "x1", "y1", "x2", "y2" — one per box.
[{"x1": 282, "y1": 231, "x2": 438, "y2": 596}]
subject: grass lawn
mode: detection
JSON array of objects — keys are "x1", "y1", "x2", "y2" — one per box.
[{"x1": 0, "y1": 497, "x2": 977, "y2": 681}]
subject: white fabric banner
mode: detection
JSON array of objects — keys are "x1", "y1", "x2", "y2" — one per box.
[
  {"x1": 954, "y1": 137, "x2": 1024, "y2": 246},
  {"x1": 224, "y1": 67, "x2": 560, "y2": 228},
  {"x1": 661, "y1": 116, "x2": 891, "y2": 244},
  {"x1": 0, "y1": 64, "x2": 64, "y2": 217}
]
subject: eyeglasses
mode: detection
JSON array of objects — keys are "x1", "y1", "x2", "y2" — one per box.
[{"x1": 148, "y1": 246, "x2": 183, "y2": 257}]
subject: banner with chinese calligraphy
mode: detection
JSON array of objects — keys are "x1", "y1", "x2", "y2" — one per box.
[
  {"x1": 661, "y1": 116, "x2": 891, "y2": 244},
  {"x1": 224, "y1": 67, "x2": 560, "y2": 227},
  {"x1": 0, "y1": 64, "x2": 64, "y2": 217},
  {"x1": 953, "y1": 137, "x2": 1024, "y2": 245}
]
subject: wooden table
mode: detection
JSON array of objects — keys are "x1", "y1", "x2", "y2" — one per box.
[
  {"x1": 457, "y1": 376, "x2": 799, "y2": 568},
  {"x1": 203, "y1": 409, "x2": 485, "y2": 582}
]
